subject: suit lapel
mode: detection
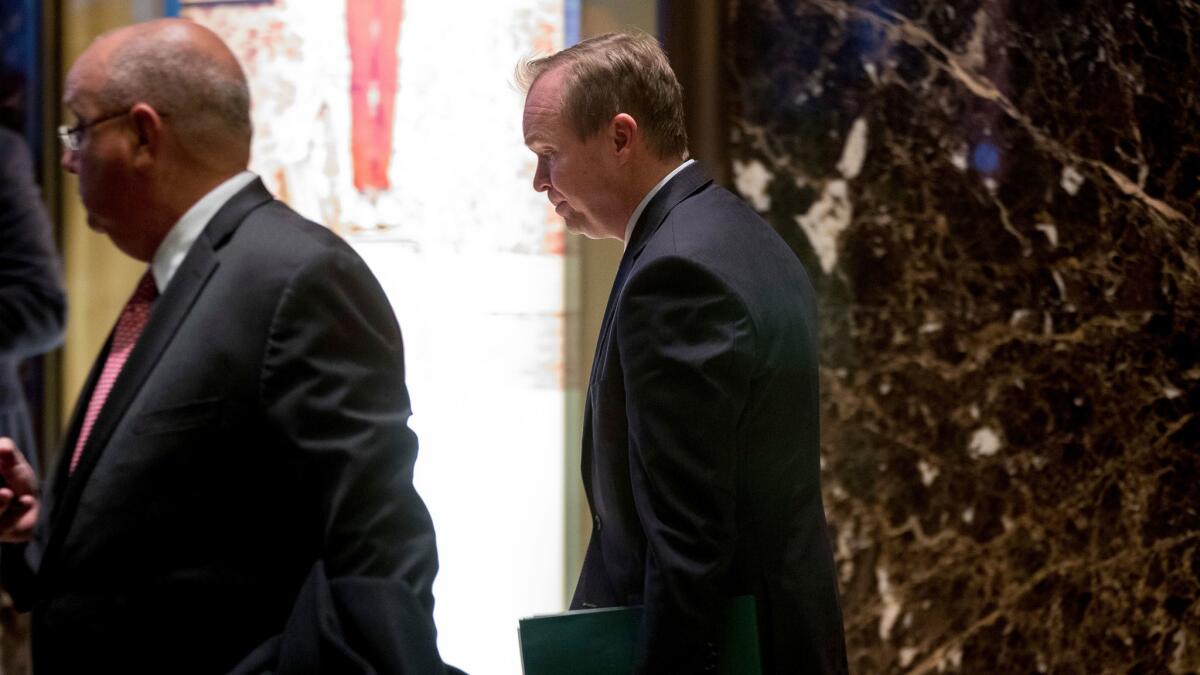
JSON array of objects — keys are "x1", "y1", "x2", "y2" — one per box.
[
  {"x1": 43, "y1": 337, "x2": 107, "y2": 524},
  {"x1": 61, "y1": 248, "x2": 220, "y2": 487},
  {"x1": 41, "y1": 180, "x2": 274, "y2": 567},
  {"x1": 621, "y1": 162, "x2": 712, "y2": 271},
  {"x1": 580, "y1": 163, "x2": 712, "y2": 521},
  {"x1": 587, "y1": 162, "x2": 712, "y2": 389}
]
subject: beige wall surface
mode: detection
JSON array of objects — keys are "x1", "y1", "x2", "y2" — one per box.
[{"x1": 581, "y1": 0, "x2": 655, "y2": 36}]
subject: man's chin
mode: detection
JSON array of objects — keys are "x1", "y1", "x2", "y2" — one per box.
[{"x1": 563, "y1": 215, "x2": 599, "y2": 239}]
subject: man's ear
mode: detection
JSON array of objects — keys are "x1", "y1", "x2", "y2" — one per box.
[
  {"x1": 128, "y1": 102, "x2": 165, "y2": 167},
  {"x1": 611, "y1": 113, "x2": 637, "y2": 162}
]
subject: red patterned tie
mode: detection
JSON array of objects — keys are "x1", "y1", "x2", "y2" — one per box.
[{"x1": 69, "y1": 270, "x2": 159, "y2": 475}]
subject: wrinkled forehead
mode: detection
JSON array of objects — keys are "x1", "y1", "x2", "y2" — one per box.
[
  {"x1": 522, "y1": 67, "x2": 569, "y2": 139},
  {"x1": 528, "y1": 65, "x2": 569, "y2": 110}
]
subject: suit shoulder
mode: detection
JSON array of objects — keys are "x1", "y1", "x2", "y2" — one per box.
[
  {"x1": 644, "y1": 183, "x2": 818, "y2": 330},
  {"x1": 231, "y1": 200, "x2": 362, "y2": 269},
  {"x1": 653, "y1": 184, "x2": 800, "y2": 273},
  {"x1": 211, "y1": 200, "x2": 383, "y2": 310},
  {"x1": 0, "y1": 127, "x2": 20, "y2": 154}
]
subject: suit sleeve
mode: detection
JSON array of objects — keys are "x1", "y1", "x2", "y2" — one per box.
[
  {"x1": 616, "y1": 254, "x2": 755, "y2": 674},
  {"x1": 260, "y1": 246, "x2": 439, "y2": 615},
  {"x1": 0, "y1": 132, "x2": 66, "y2": 360},
  {"x1": 0, "y1": 132, "x2": 63, "y2": 610}
]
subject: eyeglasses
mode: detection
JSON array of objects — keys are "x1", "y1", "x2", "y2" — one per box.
[{"x1": 57, "y1": 110, "x2": 130, "y2": 151}]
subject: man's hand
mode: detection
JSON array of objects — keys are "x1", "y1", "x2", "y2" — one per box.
[{"x1": 0, "y1": 437, "x2": 38, "y2": 543}]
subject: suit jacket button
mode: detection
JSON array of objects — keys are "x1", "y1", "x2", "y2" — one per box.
[{"x1": 593, "y1": 515, "x2": 602, "y2": 532}]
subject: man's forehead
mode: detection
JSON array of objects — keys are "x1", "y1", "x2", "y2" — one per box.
[
  {"x1": 522, "y1": 105, "x2": 559, "y2": 145},
  {"x1": 522, "y1": 69, "x2": 567, "y2": 141},
  {"x1": 62, "y1": 72, "x2": 84, "y2": 109},
  {"x1": 527, "y1": 65, "x2": 568, "y2": 105},
  {"x1": 63, "y1": 47, "x2": 108, "y2": 108}
]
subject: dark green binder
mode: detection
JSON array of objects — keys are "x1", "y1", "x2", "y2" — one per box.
[{"x1": 518, "y1": 596, "x2": 762, "y2": 675}]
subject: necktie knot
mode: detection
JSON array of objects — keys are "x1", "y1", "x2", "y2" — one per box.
[{"x1": 132, "y1": 270, "x2": 159, "y2": 304}]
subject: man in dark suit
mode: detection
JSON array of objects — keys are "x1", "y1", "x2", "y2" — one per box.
[
  {"x1": 521, "y1": 33, "x2": 849, "y2": 674},
  {"x1": 0, "y1": 19, "x2": 443, "y2": 673},
  {"x1": 0, "y1": 123, "x2": 66, "y2": 671},
  {"x1": 0, "y1": 126, "x2": 66, "y2": 481}
]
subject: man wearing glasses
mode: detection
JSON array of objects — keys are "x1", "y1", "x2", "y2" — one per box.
[{"x1": 0, "y1": 18, "x2": 446, "y2": 673}]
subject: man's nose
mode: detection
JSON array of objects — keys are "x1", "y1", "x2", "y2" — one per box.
[
  {"x1": 61, "y1": 148, "x2": 78, "y2": 175},
  {"x1": 532, "y1": 157, "x2": 550, "y2": 193}
]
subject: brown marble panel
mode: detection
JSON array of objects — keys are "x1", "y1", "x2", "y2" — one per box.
[{"x1": 727, "y1": 0, "x2": 1199, "y2": 672}]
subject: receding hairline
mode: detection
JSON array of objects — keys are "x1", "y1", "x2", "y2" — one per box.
[
  {"x1": 517, "y1": 32, "x2": 689, "y2": 159},
  {"x1": 107, "y1": 19, "x2": 246, "y2": 86},
  {"x1": 72, "y1": 17, "x2": 254, "y2": 170},
  {"x1": 516, "y1": 53, "x2": 560, "y2": 95},
  {"x1": 69, "y1": 20, "x2": 240, "y2": 96}
]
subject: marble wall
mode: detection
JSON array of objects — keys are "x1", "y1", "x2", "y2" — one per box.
[{"x1": 726, "y1": 1, "x2": 1199, "y2": 672}]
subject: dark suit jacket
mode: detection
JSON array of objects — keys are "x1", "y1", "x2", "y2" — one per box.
[
  {"x1": 0, "y1": 127, "x2": 66, "y2": 467},
  {"x1": 571, "y1": 163, "x2": 848, "y2": 674},
  {"x1": 5, "y1": 179, "x2": 441, "y2": 673},
  {"x1": 227, "y1": 561, "x2": 444, "y2": 675}
]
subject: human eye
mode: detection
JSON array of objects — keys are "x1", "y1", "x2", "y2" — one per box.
[{"x1": 66, "y1": 123, "x2": 85, "y2": 147}]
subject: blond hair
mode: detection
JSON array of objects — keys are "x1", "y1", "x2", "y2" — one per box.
[{"x1": 518, "y1": 32, "x2": 688, "y2": 160}]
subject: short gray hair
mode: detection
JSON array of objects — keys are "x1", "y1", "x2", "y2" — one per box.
[{"x1": 97, "y1": 29, "x2": 252, "y2": 159}]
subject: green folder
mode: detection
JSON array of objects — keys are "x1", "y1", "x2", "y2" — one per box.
[{"x1": 518, "y1": 596, "x2": 762, "y2": 675}]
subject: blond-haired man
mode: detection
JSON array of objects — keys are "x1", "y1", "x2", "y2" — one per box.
[{"x1": 522, "y1": 33, "x2": 848, "y2": 674}]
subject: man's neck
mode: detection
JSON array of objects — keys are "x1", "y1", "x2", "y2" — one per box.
[
  {"x1": 138, "y1": 169, "x2": 245, "y2": 259},
  {"x1": 629, "y1": 157, "x2": 687, "y2": 206},
  {"x1": 619, "y1": 156, "x2": 692, "y2": 246},
  {"x1": 157, "y1": 169, "x2": 243, "y2": 223}
]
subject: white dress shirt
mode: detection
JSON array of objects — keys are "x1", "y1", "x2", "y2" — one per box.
[
  {"x1": 622, "y1": 158, "x2": 695, "y2": 249},
  {"x1": 150, "y1": 170, "x2": 258, "y2": 293}
]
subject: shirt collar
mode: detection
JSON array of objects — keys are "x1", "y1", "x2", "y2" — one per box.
[
  {"x1": 622, "y1": 158, "x2": 694, "y2": 250},
  {"x1": 151, "y1": 171, "x2": 257, "y2": 293}
]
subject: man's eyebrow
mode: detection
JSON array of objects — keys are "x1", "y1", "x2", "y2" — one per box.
[{"x1": 524, "y1": 133, "x2": 552, "y2": 148}]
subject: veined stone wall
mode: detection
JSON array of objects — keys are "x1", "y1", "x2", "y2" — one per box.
[{"x1": 726, "y1": 1, "x2": 1199, "y2": 672}]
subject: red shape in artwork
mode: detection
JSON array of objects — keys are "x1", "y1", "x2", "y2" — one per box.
[{"x1": 347, "y1": 0, "x2": 404, "y2": 194}]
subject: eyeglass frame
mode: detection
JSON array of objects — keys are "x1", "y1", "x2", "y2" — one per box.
[{"x1": 57, "y1": 109, "x2": 132, "y2": 152}]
